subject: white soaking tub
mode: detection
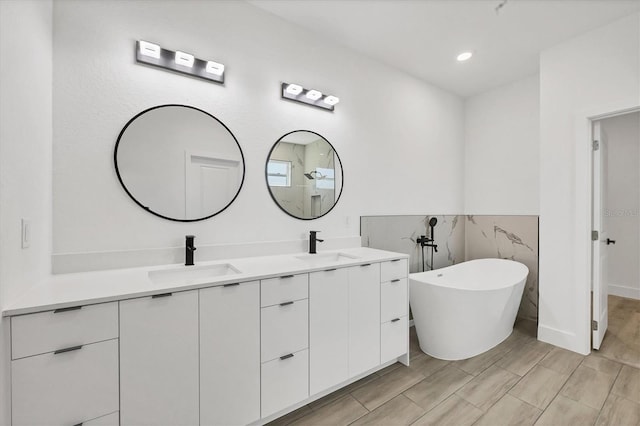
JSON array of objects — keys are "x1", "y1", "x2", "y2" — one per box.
[{"x1": 409, "y1": 258, "x2": 528, "y2": 360}]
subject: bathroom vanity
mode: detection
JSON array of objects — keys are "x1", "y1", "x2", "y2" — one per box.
[{"x1": 4, "y1": 247, "x2": 409, "y2": 426}]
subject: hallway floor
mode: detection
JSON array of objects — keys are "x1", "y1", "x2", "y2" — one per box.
[
  {"x1": 269, "y1": 311, "x2": 640, "y2": 426},
  {"x1": 597, "y1": 295, "x2": 640, "y2": 369}
]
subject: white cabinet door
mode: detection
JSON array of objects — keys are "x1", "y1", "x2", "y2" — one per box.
[
  {"x1": 348, "y1": 263, "x2": 381, "y2": 377},
  {"x1": 120, "y1": 291, "x2": 199, "y2": 426},
  {"x1": 12, "y1": 339, "x2": 119, "y2": 426},
  {"x1": 200, "y1": 282, "x2": 260, "y2": 426},
  {"x1": 309, "y1": 268, "x2": 349, "y2": 395}
]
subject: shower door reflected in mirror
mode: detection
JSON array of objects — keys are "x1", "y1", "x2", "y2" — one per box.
[
  {"x1": 266, "y1": 130, "x2": 343, "y2": 220},
  {"x1": 114, "y1": 105, "x2": 245, "y2": 222}
]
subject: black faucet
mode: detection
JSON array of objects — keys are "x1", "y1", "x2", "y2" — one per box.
[
  {"x1": 417, "y1": 235, "x2": 438, "y2": 253},
  {"x1": 185, "y1": 235, "x2": 196, "y2": 266},
  {"x1": 309, "y1": 231, "x2": 324, "y2": 254}
]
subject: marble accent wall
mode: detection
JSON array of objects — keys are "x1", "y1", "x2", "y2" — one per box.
[
  {"x1": 361, "y1": 215, "x2": 539, "y2": 321},
  {"x1": 465, "y1": 215, "x2": 539, "y2": 322}
]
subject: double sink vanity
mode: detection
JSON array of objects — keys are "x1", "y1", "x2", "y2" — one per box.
[{"x1": 5, "y1": 247, "x2": 409, "y2": 426}]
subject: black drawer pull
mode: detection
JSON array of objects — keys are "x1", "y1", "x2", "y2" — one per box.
[
  {"x1": 280, "y1": 275, "x2": 294, "y2": 279},
  {"x1": 280, "y1": 353, "x2": 294, "y2": 360},
  {"x1": 223, "y1": 283, "x2": 240, "y2": 287},
  {"x1": 73, "y1": 423, "x2": 83, "y2": 426},
  {"x1": 54, "y1": 345, "x2": 83, "y2": 355},
  {"x1": 391, "y1": 318, "x2": 401, "y2": 322},
  {"x1": 152, "y1": 293, "x2": 172, "y2": 298},
  {"x1": 280, "y1": 301, "x2": 294, "y2": 306},
  {"x1": 324, "y1": 268, "x2": 337, "y2": 272},
  {"x1": 53, "y1": 306, "x2": 82, "y2": 314},
  {"x1": 391, "y1": 259, "x2": 401, "y2": 262},
  {"x1": 391, "y1": 279, "x2": 401, "y2": 283},
  {"x1": 360, "y1": 263, "x2": 371, "y2": 267}
]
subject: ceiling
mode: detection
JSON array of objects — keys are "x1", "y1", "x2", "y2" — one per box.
[{"x1": 249, "y1": 0, "x2": 640, "y2": 97}]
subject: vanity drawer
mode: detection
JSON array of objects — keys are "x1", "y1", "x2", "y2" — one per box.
[
  {"x1": 380, "y1": 259, "x2": 408, "y2": 282},
  {"x1": 12, "y1": 338, "x2": 119, "y2": 426},
  {"x1": 261, "y1": 299, "x2": 308, "y2": 362},
  {"x1": 381, "y1": 316, "x2": 408, "y2": 364},
  {"x1": 261, "y1": 273, "x2": 308, "y2": 307},
  {"x1": 11, "y1": 301, "x2": 118, "y2": 360},
  {"x1": 381, "y1": 278, "x2": 408, "y2": 323},
  {"x1": 261, "y1": 349, "x2": 309, "y2": 418}
]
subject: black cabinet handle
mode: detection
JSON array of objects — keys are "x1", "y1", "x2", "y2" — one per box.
[
  {"x1": 606, "y1": 238, "x2": 616, "y2": 245},
  {"x1": 391, "y1": 259, "x2": 401, "y2": 262},
  {"x1": 280, "y1": 353, "x2": 294, "y2": 360},
  {"x1": 223, "y1": 283, "x2": 240, "y2": 287},
  {"x1": 54, "y1": 345, "x2": 83, "y2": 355},
  {"x1": 324, "y1": 268, "x2": 337, "y2": 272},
  {"x1": 280, "y1": 275, "x2": 294, "y2": 279},
  {"x1": 391, "y1": 318, "x2": 401, "y2": 323},
  {"x1": 73, "y1": 423, "x2": 83, "y2": 426},
  {"x1": 391, "y1": 279, "x2": 401, "y2": 283},
  {"x1": 361, "y1": 263, "x2": 371, "y2": 267},
  {"x1": 279, "y1": 301, "x2": 294, "y2": 307},
  {"x1": 152, "y1": 293, "x2": 172, "y2": 298},
  {"x1": 53, "y1": 306, "x2": 82, "y2": 314}
]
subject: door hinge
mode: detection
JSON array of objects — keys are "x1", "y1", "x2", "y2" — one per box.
[
  {"x1": 592, "y1": 230, "x2": 599, "y2": 241},
  {"x1": 593, "y1": 140, "x2": 600, "y2": 151},
  {"x1": 592, "y1": 320, "x2": 598, "y2": 331}
]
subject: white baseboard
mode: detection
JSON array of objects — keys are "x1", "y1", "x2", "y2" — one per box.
[
  {"x1": 538, "y1": 324, "x2": 588, "y2": 355},
  {"x1": 608, "y1": 284, "x2": 640, "y2": 300}
]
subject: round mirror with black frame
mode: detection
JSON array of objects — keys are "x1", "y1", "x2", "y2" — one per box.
[
  {"x1": 114, "y1": 104, "x2": 245, "y2": 222},
  {"x1": 266, "y1": 130, "x2": 343, "y2": 220}
]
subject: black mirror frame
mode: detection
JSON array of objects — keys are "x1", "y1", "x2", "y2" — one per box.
[
  {"x1": 265, "y1": 129, "x2": 344, "y2": 221},
  {"x1": 114, "y1": 104, "x2": 246, "y2": 222}
]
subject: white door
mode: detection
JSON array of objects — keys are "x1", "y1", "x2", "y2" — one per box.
[
  {"x1": 348, "y1": 264, "x2": 380, "y2": 377},
  {"x1": 309, "y1": 268, "x2": 349, "y2": 395},
  {"x1": 120, "y1": 291, "x2": 199, "y2": 426},
  {"x1": 592, "y1": 121, "x2": 609, "y2": 350},
  {"x1": 185, "y1": 151, "x2": 242, "y2": 217},
  {"x1": 200, "y1": 282, "x2": 260, "y2": 426}
]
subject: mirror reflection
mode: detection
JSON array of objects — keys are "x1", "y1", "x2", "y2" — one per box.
[
  {"x1": 266, "y1": 130, "x2": 343, "y2": 220},
  {"x1": 115, "y1": 105, "x2": 245, "y2": 222}
]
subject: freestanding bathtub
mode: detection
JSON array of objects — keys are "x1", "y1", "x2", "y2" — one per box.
[{"x1": 409, "y1": 258, "x2": 528, "y2": 360}]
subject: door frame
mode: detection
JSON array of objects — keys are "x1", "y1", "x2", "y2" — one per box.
[{"x1": 574, "y1": 102, "x2": 640, "y2": 354}]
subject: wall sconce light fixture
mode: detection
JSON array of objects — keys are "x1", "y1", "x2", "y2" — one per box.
[
  {"x1": 136, "y1": 40, "x2": 225, "y2": 84},
  {"x1": 281, "y1": 82, "x2": 340, "y2": 111}
]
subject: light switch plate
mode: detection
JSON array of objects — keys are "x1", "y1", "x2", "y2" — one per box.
[{"x1": 21, "y1": 218, "x2": 30, "y2": 249}]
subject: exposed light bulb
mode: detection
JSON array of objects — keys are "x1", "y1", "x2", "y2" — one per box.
[
  {"x1": 306, "y1": 90, "x2": 322, "y2": 101},
  {"x1": 175, "y1": 51, "x2": 195, "y2": 67},
  {"x1": 323, "y1": 95, "x2": 340, "y2": 106},
  {"x1": 456, "y1": 51, "x2": 473, "y2": 62},
  {"x1": 205, "y1": 61, "x2": 224, "y2": 76},
  {"x1": 138, "y1": 40, "x2": 161, "y2": 59},
  {"x1": 285, "y1": 83, "x2": 303, "y2": 96}
]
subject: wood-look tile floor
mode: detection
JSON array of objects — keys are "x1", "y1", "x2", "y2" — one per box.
[{"x1": 269, "y1": 297, "x2": 640, "y2": 426}]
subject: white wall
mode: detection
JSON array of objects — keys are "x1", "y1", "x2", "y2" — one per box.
[
  {"x1": 602, "y1": 112, "x2": 640, "y2": 300},
  {"x1": 0, "y1": 0, "x2": 53, "y2": 422},
  {"x1": 539, "y1": 13, "x2": 640, "y2": 354},
  {"x1": 52, "y1": 0, "x2": 464, "y2": 266},
  {"x1": 464, "y1": 74, "x2": 540, "y2": 215}
]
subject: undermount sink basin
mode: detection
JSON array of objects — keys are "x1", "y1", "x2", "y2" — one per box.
[
  {"x1": 294, "y1": 252, "x2": 360, "y2": 263},
  {"x1": 148, "y1": 263, "x2": 241, "y2": 285}
]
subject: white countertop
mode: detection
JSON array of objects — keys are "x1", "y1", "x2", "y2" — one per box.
[{"x1": 3, "y1": 247, "x2": 408, "y2": 317}]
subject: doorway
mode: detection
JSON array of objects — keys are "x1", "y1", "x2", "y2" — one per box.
[{"x1": 591, "y1": 111, "x2": 640, "y2": 352}]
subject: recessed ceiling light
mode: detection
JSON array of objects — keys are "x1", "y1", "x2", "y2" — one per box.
[{"x1": 457, "y1": 52, "x2": 473, "y2": 62}]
